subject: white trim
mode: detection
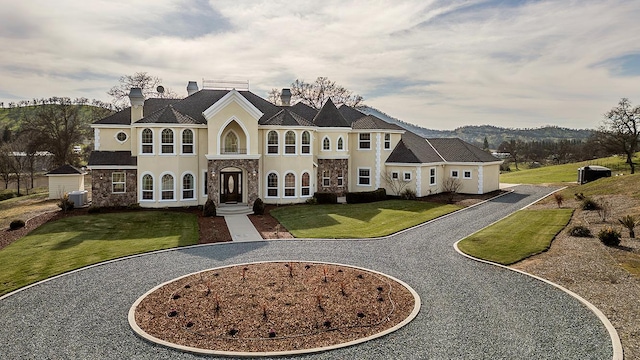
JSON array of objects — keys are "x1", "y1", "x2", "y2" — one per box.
[
  {"x1": 477, "y1": 165, "x2": 483, "y2": 194},
  {"x1": 266, "y1": 130, "x2": 279, "y2": 155},
  {"x1": 94, "y1": 128, "x2": 101, "y2": 150},
  {"x1": 300, "y1": 170, "x2": 312, "y2": 197},
  {"x1": 202, "y1": 89, "x2": 263, "y2": 120},
  {"x1": 140, "y1": 128, "x2": 154, "y2": 155},
  {"x1": 180, "y1": 128, "x2": 196, "y2": 155},
  {"x1": 181, "y1": 171, "x2": 197, "y2": 201},
  {"x1": 114, "y1": 131, "x2": 128, "y2": 144},
  {"x1": 140, "y1": 172, "x2": 155, "y2": 202},
  {"x1": 159, "y1": 171, "x2": 176, "y2": 202},
  {"x1": 266, "y1": 171, "x2": 279, "y2": 198},
  {"x1": 216, "y1": 117, "x2": 251, "y2": 155},
  {"x1": 375, "y1": 133, "x2": 381, "y2": 188},
  {"x1": 322, "y1": 136, "x2": 331, "y2": 151},
  {"x1": 316, "y1": 155, "x2": 349, "y2": 160},
  {"x1": 283, "y1": 171, "x2": 297, "y2": 198},
  {"x1": 415, "y1": 166, "x2": 422, "y2": 197},
  {"x1": 357, "y1": 167, "x2": 372, "y2": 187},
  {"x1": 206, "y1": 154, "x2": 261, "y2": 160},
  {"x1": 160, "y1": 128, "x2": 176, "y2": 155},
  {"x1": 88, "y1": 165, "x2": 136, "y2": 170},
  {"x1": 111, "y1": 171, "x2": 126, "y2": 193},
  {"x1": 284, "y1": 130, "x2": 297, "y2": 155}
]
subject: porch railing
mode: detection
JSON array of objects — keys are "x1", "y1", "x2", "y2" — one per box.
[{"x1": 220, "y1": 147, "x2": 247, "y2": 154}]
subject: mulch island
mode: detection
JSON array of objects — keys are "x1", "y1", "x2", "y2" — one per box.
[{"x1": 131, "y1": 261, "x2": 418, "y2": 355}]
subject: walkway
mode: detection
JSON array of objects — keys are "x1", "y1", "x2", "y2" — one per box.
[
  {"x1": 224, "y1": 214, "x2": 262, "y2": 242},
  {"x1": 0, "y1": 186, "x2": 616, "y2": 359}
]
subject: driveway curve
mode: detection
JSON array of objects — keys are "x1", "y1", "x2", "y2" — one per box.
[{"x1": 0, "y1": 185, "x2": 615, "y2": 359}]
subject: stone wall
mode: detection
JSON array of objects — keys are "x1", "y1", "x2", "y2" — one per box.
[
  {"x1": 91, "y1": 169, "x2": 137, "y2": 207},
  {"x1": 317, "y1": 159, "x2": 348, "y2": 195},
  {"x1": 208, "y1": 159, "x2": 259, "y2": 205}
]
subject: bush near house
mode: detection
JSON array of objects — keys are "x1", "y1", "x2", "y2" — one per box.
[
  {"x1": 314, "y1": 192, "x2": 338, "y2": 205},
  {"x1": 581, "y1": 197, "x2": 600, "y2": 211},
  {"x1": 346, "y1": 188, "x2": 387, "y2": 204},
  {"x1": 253, "y1": 198, "x2": 265, "y2": 215},
  {"x1": 203, "y1": 199, "x2": 216, "y2": 217}
]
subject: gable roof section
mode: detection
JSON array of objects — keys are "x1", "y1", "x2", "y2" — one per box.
[
  {"x1": 288, "y1": 102, "x2": 318, "y2": 122},
  {"x1": 261, "y1": 109, "x2": 315, "y2": 126},
  {"x1": 338, "y1": 105, "x2": 366, "y2": 124},
  {"x1": 386, "y1": 131, "x2": 444, "y2": 164},
  {"x1": 46, "y1": 164, "x2": 84, "y2": 175},
  {"x1": 352, "y1": 115, "x2": 405, "y2": 131},
  {"x1": 88, "y1": 151, "x2": 137, "y2": 167},
  {"x1": 427, "y1": 138, "x2": 499, "y2": 163},
  {"x1": 312, "y1": 98, "x2": 350, "y2": 127},
  {"x1": 135, "y1": 105, "x2": 200, "y2": 124}
]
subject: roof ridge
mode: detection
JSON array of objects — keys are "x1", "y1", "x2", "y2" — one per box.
[{"x1": 424, "y1": 138, "x2": 446, "y2": 162}]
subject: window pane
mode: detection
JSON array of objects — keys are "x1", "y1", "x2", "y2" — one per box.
[{"x1": 337, "y1": 138, "x2": 343, "y2": 150}]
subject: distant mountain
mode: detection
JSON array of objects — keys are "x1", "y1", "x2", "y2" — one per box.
[{"x1": 359, "y1": 106, "x2": 593, "y2": 148}]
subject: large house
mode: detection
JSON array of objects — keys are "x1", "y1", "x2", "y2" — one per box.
[{"x1": 88, "y1": 81, "x2": 501, "y2": 208}]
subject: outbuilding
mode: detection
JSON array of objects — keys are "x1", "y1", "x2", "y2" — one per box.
[
  {"x1": 578, "y1": 165, "x2": 611, "y2": 184},
  {"x1": 45, "y1": 164, "x2": 87, "y2": 200}
]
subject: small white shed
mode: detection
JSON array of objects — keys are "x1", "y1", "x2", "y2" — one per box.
[{"x1": 45, "y1": 164, "x2": 86, "y2": 200}]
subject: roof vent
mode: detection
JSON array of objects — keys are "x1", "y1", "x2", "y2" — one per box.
[
  {"x1": 281, "y1": 88, "x2": 292, "y2": 106},
  {"x1": 186, "y1": 81, "x2": 199, "y2": 96}
]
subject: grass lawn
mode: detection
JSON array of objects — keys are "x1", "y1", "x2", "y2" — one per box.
[
  {"x1": 457, "y1": 209, "x2": 573, "y2": 265},
  {"x1": 499, "y1": 154, "x2": 638, "y2": 184},
  {"x1": 0, "y1": 211, "x2": 198, "y2": 296},
  {"x1": 0, "y1": 189, "x2": 57, "y2": 229},
  {"x1": 271, "y1": 199, "x2": 461, "y2": 238}
]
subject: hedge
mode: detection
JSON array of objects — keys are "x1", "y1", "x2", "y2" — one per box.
[{"x1": 346, "y1": 188, "x2": 387, "y2": 204}]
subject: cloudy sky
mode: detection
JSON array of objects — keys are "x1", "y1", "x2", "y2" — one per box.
[{"x1": 1, "y1": 0, "x2": 639, "y2": 130}]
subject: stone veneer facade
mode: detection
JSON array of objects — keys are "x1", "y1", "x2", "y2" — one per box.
[
  {"x1": 317, "y1": 159, "x2": 348, "y2": 195},
  {"x1": 91, "y1": 169, "x2": 138, "y2": 207},
  {"x1": 207, "y1": 159, "x2": 260, "y2": 205}
]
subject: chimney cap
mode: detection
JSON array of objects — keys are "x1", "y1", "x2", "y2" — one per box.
[
  {"x1": 187, "y1": 81, "x2": 199, "y2": 96},
  {"x1": 280, "y1": 88, "x2": 292, "y2": 106},
  {"x1": 128, "y1": 87, "x2": 144, "y2": 99}
]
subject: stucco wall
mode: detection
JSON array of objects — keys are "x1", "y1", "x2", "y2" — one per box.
[{"x1": 48, "y1": 175, "x2": 85, "y2": 200}]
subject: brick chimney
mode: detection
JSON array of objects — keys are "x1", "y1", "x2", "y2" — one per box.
[{"x1": 128, "y1": 87, "x2": 144, "y2": 123}]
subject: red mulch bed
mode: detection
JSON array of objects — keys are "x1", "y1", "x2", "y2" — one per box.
[{"x1": 248, "y1": 205, "x2": 294, "y2": 239}]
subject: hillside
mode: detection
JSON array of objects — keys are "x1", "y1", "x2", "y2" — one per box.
[{"x1": 360, "y1": 106, "x2": 593, "y2": 147}]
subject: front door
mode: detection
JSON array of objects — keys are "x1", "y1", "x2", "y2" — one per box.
[{"x1": 221, "y1": 172, "x2": 242, "y2": 203}]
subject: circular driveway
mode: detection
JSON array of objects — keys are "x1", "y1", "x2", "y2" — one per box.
[{"x1": 0, "y1": 186, "x2": 616, "y2": 359}]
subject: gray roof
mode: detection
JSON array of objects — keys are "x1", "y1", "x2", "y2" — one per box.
[
  {"x1": 312, "y1": 98, "x2": 350, "y2": 127},
  {"x1": 46, "y1": 164, "x2": 84, "y2": 175},
  {"x1": 387, "y1": 131, "x2": 443, "y2": 164},
  {"x1": 261, "y1": 109, "x2": 315, "y2": 126},
  {"x1": 338, "y1": 105, "x2": 366, "y2": 124},
  {"x1": 135, "y1": 105, "x2": 200, "y2": 124},
  {"x1": 94, "y1": 99, "x2": 180, "y2": 125},
  {"x1": 88, "y1": 151, "x2": 137, "y2": 167},
  {"x1": 426, "y1": 138, "x2": 499, "y2": 163},
  {"x1": 287, "y1": 102, "x2": 318, "y2": 122},
  {"x1": 352, "y1": 115, "x2": 405, "y2": 130}
]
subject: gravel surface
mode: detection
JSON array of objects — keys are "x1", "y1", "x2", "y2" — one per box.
[{"x1": 0, "y1": 185, "x2": 614, "y2": 359}]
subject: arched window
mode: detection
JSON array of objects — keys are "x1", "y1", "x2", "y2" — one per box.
[
  {"x1": 337, "y1": 137, "x2": 344, "y2": 150},
  {"x1": 285, "y1": 131, "x2": 296, "y2": 154},
  {"x1": 301, "y1": 131, "x2": 310, "y2": 154},
  {"x1": 182, "y1": 129, "x2": 194, "y2": 154},
  {"x1": 161, "y1": 129, "x2": 174, "y2": 154},
  {"x1": 322, "y1": 137, "x2": 330, "y2": 151},
  {"x1": 142, "y1": 129, "x2": 153, "y2": 154},
  {"x1": 224, "y1": 132, "x2": 238, "y2": 153},
  {"x1": 284, "y1": 173, "x2": 295, "y2": 197},
  {"x1": 267, "y1": 131, "x2": 278, "y2": 154},
  {"x1": 267, "y1": 173, "x2": 278, "y2": 197},
  {"x1": 182, "y1": 173, "x2": 194, "y2": 200},
  {"x1": 142, "y1": 174, "x2": 154, "y2": 200},
  {"x1": 161, "y1": 174, "x2": 174, "y2": 200},
  {"x1": 301, "y1": 172, "x2": 310, "y2": 196}
]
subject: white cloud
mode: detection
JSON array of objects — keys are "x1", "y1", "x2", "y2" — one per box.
[{"x1": 1, "y1": 0, "x2": 639, "y2": 129}]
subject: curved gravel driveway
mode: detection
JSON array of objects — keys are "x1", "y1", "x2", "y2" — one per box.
[{"x1": 0, "y1": 185, "x2": 614, "y2": 359}]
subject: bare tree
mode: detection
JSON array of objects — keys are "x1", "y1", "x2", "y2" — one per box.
[
  {"x1": 499, "y1": 139, "x2": 524, "y2": 170},
  {"x1": 597, "y1": 98, "x2": 639, "y2": 174},
  {"x1": 6, "y1": 136, "x2": 31, "y2": 195},
  {"x1": 0, "y1": 143, "x2": 14, "y2": 189},
  {"x1": 442, "y1": 177, "x2": 462, "y2": 204},
  {"x1": 267, "y1": 88, "x2": 281, "y2": 105},
  {"x1": 382, "y1": 171, "x2": 409, "y2": 196},
  {"x1": 269, "y1": 77, "x2": 364, "y2": 109},
  {"x1": 107, "y1": 72, "x2": 179, "y2": 109}
]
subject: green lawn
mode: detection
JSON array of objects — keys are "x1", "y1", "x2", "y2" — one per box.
[
  {"x1": 271, "y1": 200, "x2": 461, "y2": 238},
  {"x1": 0, "y1": 211, "x2": 198, "y2": 296},
  {"x1": 500, "y1": 154, "x2": 638, "y2": 184},
  {"x1": 457, "y1": 209, "x2": 573, "y2": 265}
]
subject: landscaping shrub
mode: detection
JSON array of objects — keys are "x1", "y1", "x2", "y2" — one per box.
[
  {"x1": 568, "y1": 225, "x2": 592, "y2": 237},
  {"x1": 574, "y1": 193, "x2": 585, "y2": 201},
  {"x1": 0, "y1": 192, "x2": 16, "y2": 202},
  {"x1": 346, "y1": 188, "x2": 387, "y2": 204},
  {"x1": 553, "y1": 193, "x2": 564, "y2": 208},
  {"x1": 305, "y1": 197, "x2": 318, "y2": 205},
  {"x1": 9, "y1": 219, "x2": 25, "y2": 230},
  {"x1": 400, "y1": 188, "x2": 417, "y2": 200},
  {"x1": 58, "y1": 194, "x2": 74, "y2": 212},
  {"x1": 203, "y1": 199, "x2": 216, "y2": 217},
  {"x1": 618, "y1": 215, "x2": 638, "y2": 238},
  {"x1": 500, "y1": 163, "x2": 511, "y2": 172},
  {"x1": 314, "y1": 192, "x2": 338, "y2": 205},
  {"x1": 253, "y1": 198, "x2": 265, "y2": 215},
  {"x1": 581, "y1": 197, "x2": 600, "y2": 211},
  {"x1": 598, "y1": 227, "x2": 621, "y2": 247}
]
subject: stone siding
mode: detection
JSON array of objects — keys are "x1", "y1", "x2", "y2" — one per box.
[
  {"x1": 91, "y1": 169, "x2": 137, "y2": 207},
  {"x1": 208, "y1": 159, "x2": 259, "y2": 205},
  {"x1": 317, "y1": 159, "x2": 348, "y2": 195}
]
